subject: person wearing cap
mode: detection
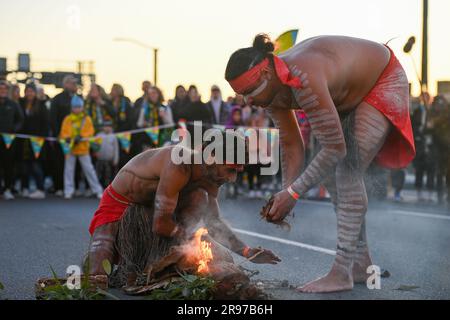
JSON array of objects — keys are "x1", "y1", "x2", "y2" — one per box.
[
  {"x1": 206, "y1": 85, "x2": 230, "y2": 125},
  {"x1": 50, "y1": 74, "x2": 80, "y2": 196},
  {"x1": 0, "y1": 80, "x2": 24, "y2": 200},
  {"x1": 225, "y1": 34, "x2": 416, "y2": 293},
  {"x1": 18, "y1": 83, "x2": 49, "y2": 199},
  {"x1": 59, "y1": 95, "x2": 103, "y2": 199}
]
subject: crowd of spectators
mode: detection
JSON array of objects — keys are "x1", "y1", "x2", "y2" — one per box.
[{"x1": 0, "y1": 76, "x2": 449, "y2": 206}]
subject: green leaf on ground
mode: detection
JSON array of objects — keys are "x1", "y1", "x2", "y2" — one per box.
[
  {"x1": 102, "y1": 259, "x2": 112, "y2": 276},
  {"x1": 39, "y1": 266, "x2": 110, "y2": 300},
  {"x1": 147, "y1": 275, "x2": 216, "y2": 300}
]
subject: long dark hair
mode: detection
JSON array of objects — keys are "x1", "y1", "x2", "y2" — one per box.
[
  {"x1": 87, "y1": 83, "x2": 109, "y2": 104},
  {"x1": 149, "y1": 86, "x2": 165, "y2": 105},
  {"x1": 174, "y1": 85, "x2": 186, "y2": 101},
  {"x1": 21, "y1": 83, "x2": 40, "y2": 114},
  {"x1": 225, "y1": 34, "x2": 275, "y2": 81}
]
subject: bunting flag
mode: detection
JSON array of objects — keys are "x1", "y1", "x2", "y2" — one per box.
[
  {"x1": 274, "y1": 29, "x2": 299, "y2": 55},
  {"x1": 30, "y1": 137, "x2": 45, "y2": 159},
  {"x1": 89, "y1": 137, "x2": 103, "y2": 152},
  {"x1": 1, "y1": 134, "x2": 16, "y2": 149},
  {"x1": 145, "y1": 127, "x2": 159, "y2": 145},
  {"x1": 59, "y1": 139, "x2": 72, "y2": 156},
  {"x1": 117, "y1": 132, "x2": 131, "y2": 153}
]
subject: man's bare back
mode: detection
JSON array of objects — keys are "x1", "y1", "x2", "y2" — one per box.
[
  {"x1": 112, "y1": 148, "x2": 176, "y2": 205},
  {"x1": 282, "y1": 36, "x2": 390, "y2": 112},
  {"x1": 112, "y1": 146, "x2": 212, "y2": 204},
  {"x1": 112, "y1": 146, "x2": 225, "y2": 206}
]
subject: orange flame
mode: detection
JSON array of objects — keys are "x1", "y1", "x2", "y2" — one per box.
[{"x1": 191, "y1": 227, "x2": 213, "y2": 274}]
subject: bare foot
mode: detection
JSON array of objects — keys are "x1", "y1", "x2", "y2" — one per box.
[
  {"x1": 296, "y1": 265, "x2": 353, "y2": 293},
  {"x1": 352, "y1": 252, "x2": 373, "y2": 284}
]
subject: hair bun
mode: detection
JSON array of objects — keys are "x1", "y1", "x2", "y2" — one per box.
[{"x1": 252, "y1": 33, "x2": 275, "y2": 54}]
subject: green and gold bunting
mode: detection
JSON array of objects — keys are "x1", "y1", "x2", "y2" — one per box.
[
  {"x1": 30, "y1": 137, "x2": 45, "y2": 159},
  {"x1": 274, "y1": 29, "x2": 299, "y2": 55},
  {"x1": 145, "y1": 128, "x2": 159, "y2": 145},
  {"x1": 1, "y1": 134, "x2": 16, "y2": 149},
  {"x1": 59, "y1": 139, "x2": 72, "y2": 156},
  {"x1": 89, "y1": 137, "x2": 103, "y2": 152},
  {"x1": 117, "y1": 132, "x2": 131, "y2": 153}
]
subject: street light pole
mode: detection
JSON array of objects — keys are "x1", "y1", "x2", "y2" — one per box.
[
  {"x1": 113, "y1": 37, "x2": 159, "y2": 86},
  {"x1": 421, "y1": 0, "x2": 428, "y2": 92},
  {"x1": 153, "y1": 48, "x2": 158, "y2": 86}
]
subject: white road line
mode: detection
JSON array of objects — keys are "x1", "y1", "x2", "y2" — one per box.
[
  {"x1": 232, "y1": 228, "x2": 336, "y2": 256},
  {"x1": 390, "y1": 210, "x2": 450, "y2": 221},
  {"x1": 300, "y1": 200, "x2": 333, "y2": 207},
  {"x1": 300, "y1": 200, "x2": 450, "y2": 221}
]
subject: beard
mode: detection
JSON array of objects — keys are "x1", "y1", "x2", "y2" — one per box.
[{"x1": 205, "y1": 166, "x2": 237, "y2": 185}]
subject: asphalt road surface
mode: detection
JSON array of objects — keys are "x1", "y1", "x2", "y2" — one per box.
[{"x1": 0, "y1": 195, "x2": 449, "y2": 300}]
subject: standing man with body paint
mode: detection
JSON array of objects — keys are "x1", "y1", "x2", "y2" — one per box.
[{"x1": 225, "y1": 34, "x2": 415, "y2": 293}]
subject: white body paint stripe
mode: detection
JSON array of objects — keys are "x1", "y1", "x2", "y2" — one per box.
[{"x1": 232, "y1": 228, "x2": 336, "y2": 256}]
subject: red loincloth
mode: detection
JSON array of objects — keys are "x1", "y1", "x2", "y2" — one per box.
[
  {"x1": 363, "y1": 46, "x2": 416, "y2": 169},
  {"x1": 89, "y1": 185, "x2": 131, "y2": 235}
]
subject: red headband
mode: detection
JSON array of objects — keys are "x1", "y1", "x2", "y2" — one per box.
[{"x1": 228, "y1": 56, "x2": 302, "y2": 94}]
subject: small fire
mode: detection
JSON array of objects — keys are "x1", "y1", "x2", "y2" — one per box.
[{"x1": 191, "y1": 227, "x2": 213, "y2": 274}]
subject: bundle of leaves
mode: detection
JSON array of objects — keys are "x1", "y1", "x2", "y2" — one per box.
[
  {"x1": 147, "y1": 273, "x2": 216, "y2": 300},
  {"x1": 36, "y1": 263, "x2": 117, "y2": 300},
  {"x1": 260, "y1": 198, "x2": 292, "y2": 231}
]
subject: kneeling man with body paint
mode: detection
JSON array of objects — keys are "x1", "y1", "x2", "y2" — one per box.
[{"x1": 87, "y1": 130, "x2": 280, "y2": 280}]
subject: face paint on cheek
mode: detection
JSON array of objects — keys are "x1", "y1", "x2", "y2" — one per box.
[{"x1": 244, "y1": 79, "x2": 268, "y2": 105}]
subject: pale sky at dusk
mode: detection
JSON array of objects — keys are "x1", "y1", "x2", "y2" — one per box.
[{"x1": 1, "y1": 0, "x2": 449, "y2": 101}]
